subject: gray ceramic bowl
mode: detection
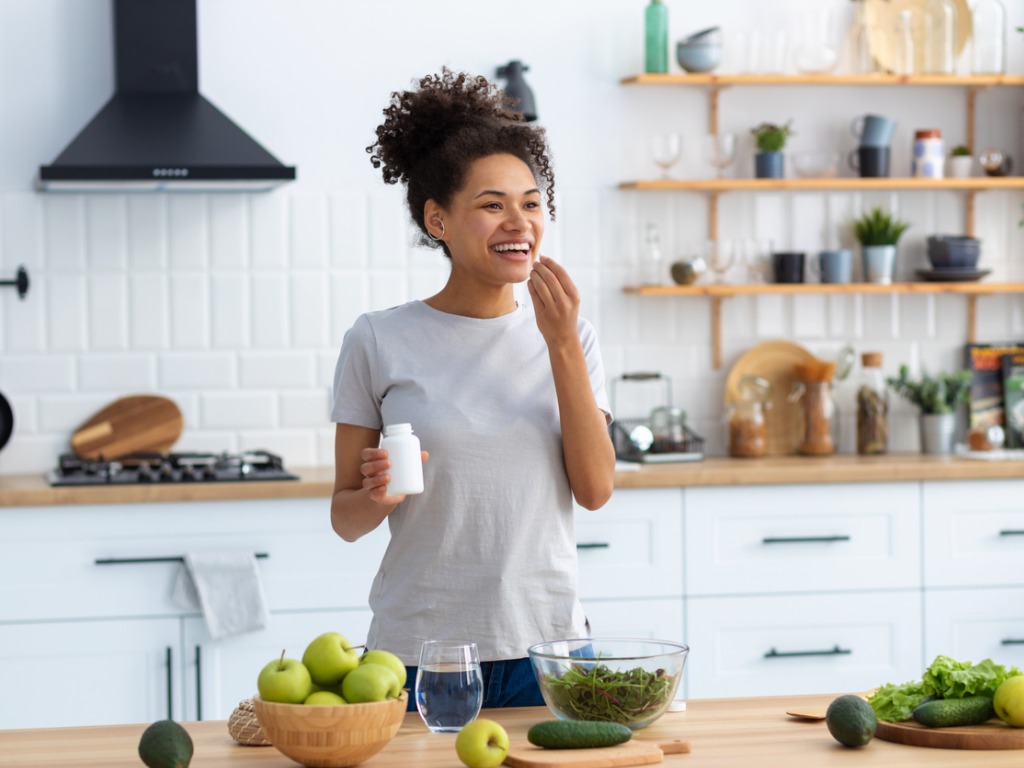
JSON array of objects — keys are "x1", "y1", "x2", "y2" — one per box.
[
  {"x1": 676, "y1": 41, "x2": 722, "y2": 73},
  {"x1": 927, "y1": 235, "x2": 980, "y2": 269}
]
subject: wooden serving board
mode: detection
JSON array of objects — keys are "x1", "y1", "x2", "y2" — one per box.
[
  {"x1": 71, "y1": 395, "x2": 184, "y2": 460},
  {"x1": 504, "y1": 739, "x2": 690, "y2": 768},
  {"x1": 875, "y1": 719, "x2": 1024, "y2": 750}
]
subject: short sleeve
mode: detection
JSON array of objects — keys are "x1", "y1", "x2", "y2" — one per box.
[
  {"x1": 578, "y1": 318, "x2": 612, "y2": 425},
  {"x1": 330, "y1": 314, "x2": 384, "y2": 429}
]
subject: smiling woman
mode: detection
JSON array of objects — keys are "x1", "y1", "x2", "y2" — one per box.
[{"x1": 329, "y1": 68, "x2": 615, "y2": 712}]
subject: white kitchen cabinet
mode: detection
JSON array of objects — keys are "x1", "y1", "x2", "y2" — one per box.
[
  {"x1": 0, "y1": 618, "x2": 182, "y2": 729},
  {"x1": 924, "y1": 587, "x2": 1024, "y2": 669},
  {"x1": 686, "y1": 591, "x2": 922, "y2": 699}
]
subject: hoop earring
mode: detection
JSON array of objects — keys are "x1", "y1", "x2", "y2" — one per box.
[{"x1": 428, "y1": 220, "x2": 445, "y2": 241}]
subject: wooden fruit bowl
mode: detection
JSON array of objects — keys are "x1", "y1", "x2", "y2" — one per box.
[{"x1": 252, "y1": 692, "x2": 408, "y2": 768}]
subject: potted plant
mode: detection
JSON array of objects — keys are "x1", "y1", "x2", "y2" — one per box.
[
  {"x1": 887, "y1": 364, "x2": 971, "y2": 454},
  {"x1": 751, "y1": 121, "x2": 793, "y2": 179},
  {"x1": 852, "y1": 206, "x2": 910, "y2": 284},
  {"x1": 947, "y1": 144, "x2": 973, "y2": 178}
]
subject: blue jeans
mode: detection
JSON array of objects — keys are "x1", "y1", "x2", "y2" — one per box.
[{"x1": 403, "y1": 657, "x2": 545, "y2": 712}]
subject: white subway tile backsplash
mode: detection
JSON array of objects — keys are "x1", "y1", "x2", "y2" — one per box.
[
  {"x1": 129, "y1": 273, "x2": 170, "y2": 349},
  {"x1": 329, "y1": 272, "x2": 367, "y2": 348},
  {"x1": 0, "y1": 434, "x2": 68, "y2": 474},
  {"x1": 6, "y1": 283, "x2": 46, "y2": 352},
  {"x1": 44, "y1": 196, "x2": 86, "y2": 271},
  {"x1": 7, "y1": 394, "x2": 36, "y2": 433},
  {"x1": 46, "y1": 276, "x2": 86, "y2": 351},
  {"x1": 88, "y1": 274, "x2": 129, "y2": 350},
  {"x1": 239, "y1": 430, "x2": 316, "y2": 467},
  {"x1": 86, "y1": 195, "x2": 128, "y2": 271},
  {"x1": 290, "y1": 194, "x2": 329, "y2": 268},
  {"x1": 37, "y1": 394, "x2": 110, "y2": 431},
  {"x1": 159, "y1": 353, "x2": 235, "y2": 389},
  {"x1": 290, "y1": 272, "x2": 329, "y2": 348},
  {"x1": 753, "y1": 294, "x2": 786, "y2": 338},
  {"x1": 250, "y1": 193, "x2": 289, "y2": 268},
  {"x1": 280, "y1": 390, "x2": 330, "y2": 427},
  {"x1": 168, "y1": 195, "x2": 209, "y2": 269},
  {"x1": 77, "y1": 355, "x2": 155, "y2": 391},
  {"x1": 3, "y1": 194, "x2": 45, "y2": 272},
  {"x1": 793, "y1": 295, "x2": 827, "y2": 339},
  {"x1": 127, "y1": 195, "x2": 168, "y2": 270},
  {"x1": 368, "y1": 188, "x2": 408, "y2": 268},
  {"x1": 210, "y1": 272, "x2": 250, "y2": 349},
  {"x1": 250, "y1": 273, "x2": 289, "y2": 348},
  {"x1": 368, "y1": 271, "x2": 408, "y2": 312},
  {"x1": 209, "y1": 195, "x2": 248, "y2": 269},
  {"x1": 174, "y1": 430, "x2": 239, "y2": 454},
  {"x1": 316, "y1": 427, "x2": 335, "y2": 465},
  {"x1": 0, "y1": 355, "x2": 75, "y2": 393},
  {"x1": 201, "y1": 391, "x2": 277, "y2": 429},
  {"x1": 170, "y1": 272, "x2": 210, "y2": 348},
  {"x1": 239, "y1": 352, "x2": 315, "y2": 388},
  {"x1": 329, "y1": 191, "x2": 368, "y2": 268}
]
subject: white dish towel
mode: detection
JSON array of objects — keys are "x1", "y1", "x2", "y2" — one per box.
[{"x1": 172, "y1": 550, "x2": 270, "y2": 640}]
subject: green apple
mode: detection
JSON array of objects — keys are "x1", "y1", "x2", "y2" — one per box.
[
  {"x1": 341, "y1": 663, "x2": 401, "y2": 703},
  {"x1": 257, "y1": 651, "x2": 313, "y2": 704},
  {"x1": 994, "y1": 675, "x2": 1024, "y2": 727},
  {"x1": 359, "y1": 649, "x2": 407, "y2": 689},
  {"x1": 304, "y1": 690, "x2": 347, "y2": 706},
  {"x1": 302, "y1": 632, "x2": 361, "y2": 687},
  {"x1": 455, "y1": 718, "x2": 509, "y2": 768}
]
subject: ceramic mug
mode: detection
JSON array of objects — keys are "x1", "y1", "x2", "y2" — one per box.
[
  {"x1": 815, "y1": 249, "x2": 853, "y2": 284},
  {"x1": 848, "y1": 146, "x2": 891, "y2": 178},
  {"x1": 850, "y1": 114, "x2": 896, "y2": 147},
  {"x1": 772, "y1": 251, "x2": 805, "y2": 283}
]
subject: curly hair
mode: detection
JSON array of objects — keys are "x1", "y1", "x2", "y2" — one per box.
[{"x1": 366, "y1": 69, "x2": 556, "y2": 257}]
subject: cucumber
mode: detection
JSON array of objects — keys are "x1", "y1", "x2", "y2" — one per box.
[
  {"x1": 527, "y1": 720, "x2": 633, "y2": 749},
  {"x1": 912, "y1": 695, "x2": 995, "y2": 728}
]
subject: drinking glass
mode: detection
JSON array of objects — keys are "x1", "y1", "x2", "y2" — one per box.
[
  {"x1": 742, "y1": 238, "x2": 772, "y2": 283},
  {"x1": 705, "y1": 133, "x2": 736, "y2": 178},
  {"x1": 651, "y1": 132, "x2": 682, "y2": 179},
  {"x1": 415, "y1": 640, "x2": 483, "y2": 733},
  {"x1": 708, "y1": 239, "x2": 736, "y2": 284}
]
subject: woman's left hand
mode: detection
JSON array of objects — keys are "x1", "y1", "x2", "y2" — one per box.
[{"x1": 528, "y1": 255, "x2": 579, "y2": 346}]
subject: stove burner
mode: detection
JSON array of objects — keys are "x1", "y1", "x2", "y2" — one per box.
[{"x1": 47, "y1": 450, "x2": 299, "y2": 486}]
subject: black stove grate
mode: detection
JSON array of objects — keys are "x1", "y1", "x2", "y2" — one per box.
[{"x1": 47, "y1": 450, "x2": 299, "y2": 486}]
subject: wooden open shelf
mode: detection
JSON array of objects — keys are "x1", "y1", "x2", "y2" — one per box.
[
  {"x1": 625, "y1": 282, "x2": 1024, "y2": 370},
  {"x1": 621, "y1": 73, "x2": 1024, "y2": 86},
  {"x1": 619, "y1": 177, "x2": 1024, "y2": 191}
]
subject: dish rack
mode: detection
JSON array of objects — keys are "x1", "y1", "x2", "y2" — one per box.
[{"x1": 610, "y1": 373, "x2": 705, "y2": 463}]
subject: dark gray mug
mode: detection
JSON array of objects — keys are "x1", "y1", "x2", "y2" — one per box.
[
  {"x1": 848, "y1": 146, "x2": 891, "y2": 178},
  {"x1": 772, "y1": 252, "x2": 805, "y2": 283}
]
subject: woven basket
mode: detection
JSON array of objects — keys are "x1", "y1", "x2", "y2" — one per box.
[{"x1": 227, "y1": 697, "x2": 272, "y2": 746}]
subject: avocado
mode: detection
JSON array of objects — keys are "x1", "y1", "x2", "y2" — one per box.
[
  {"x1": 912, "y1": 695, "x2": 995, "y2": 728},
  {"x1": 527, "y1": 720, "x2": 633, "y2": 749},
  {"x1": 138, "y1": 719, "x2": 194, "y2": 768},
  {"x1": 825, "y1": 695, "x2": 877, "y2": 748}
]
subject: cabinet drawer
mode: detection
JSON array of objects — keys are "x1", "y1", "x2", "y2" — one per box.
[
  {"x1": 0, "y1": 500, "x2": 387, "y2": 621},
  {"x1": 923, "y1": 480, "x2": 1024, "y2": 588},
  {"x1": 576, "y1": 489, "x2": 683, "y2": 600},
  {"x1": 686, "y1": 591, "x2": 922, "y2": 698},
  {"x1": 924, "y1": 587, "x2": 1024, "y2": 668},
  {"x1": 685, "y1": 484, "x2": 920, "y2": 595},
  {"x1": 581, "y1": 598, "x2": 685, "y2": 644}
]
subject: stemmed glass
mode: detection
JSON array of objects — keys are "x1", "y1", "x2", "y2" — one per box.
[
  {"x1": 651, "y1": 132, "x2": 682, "y2": 179},
  {"x1": 708, "y1": 239, "x2": 736, "y2": 284},
  {"x1": 742, "y1": 239, "x2": 772, "y2": 283},
  {"x1": 705, "y1": 133, "x2": 737, "y2": 178}
]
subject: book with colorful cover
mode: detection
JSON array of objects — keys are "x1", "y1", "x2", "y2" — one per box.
[
  {"x1": 964, "y1": 342, "x2": 1024, "y2": 431},
  {"x1": 1002, "y1": 352, "x2": 1024, "y2": 449}
]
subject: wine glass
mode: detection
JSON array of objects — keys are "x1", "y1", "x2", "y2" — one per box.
[
  {"x1": 742, "y1": 238, "x2": 772, "y2": 283},
  {"x1": 705, "y1": 133, "x2": 737, "y2": 178},
  {"x1": 651, "y1": 132, "x2": 682, "y2": 179},
  {"x1": 415, "y1": 640, "x2": 483, "y2": 733},
  {"x1": 708, "y1": 239, "x2": 736, "y2": 284}
]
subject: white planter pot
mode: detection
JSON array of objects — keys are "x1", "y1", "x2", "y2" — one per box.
[
  {"x1": 861, "y1": 245, "x2": 896, "y2": 284},
  {"x1": 946, "y1": 156, "x2": 974, "y2": 178},
  {"x1": 919, "y1": 412, "x2": 955, "y2": 455}
]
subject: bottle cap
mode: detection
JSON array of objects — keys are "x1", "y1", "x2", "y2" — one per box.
[
  {"x1": 861, "y1": 352, "x2": 883, "y2": 367},
  {"x1": 383, "y1": 423, "x2": 412, "y2": 436},
  {"x1": 914, "y1": 129, "x2": 941, "y2": 139}
]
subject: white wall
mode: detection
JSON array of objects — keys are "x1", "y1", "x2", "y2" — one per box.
[{"x1": 0, "y1": 0, "x2": 1022, "y2": 473}]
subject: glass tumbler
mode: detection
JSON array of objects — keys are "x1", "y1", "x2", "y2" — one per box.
[{"x1": 415, "y1": 640, "x2": 483, "y2": 733}]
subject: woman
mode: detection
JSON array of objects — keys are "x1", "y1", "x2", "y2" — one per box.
[{"x1": 330, "y1": 69, "x2": 615, "y2": 709}]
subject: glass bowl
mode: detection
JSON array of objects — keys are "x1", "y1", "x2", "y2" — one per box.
[
  {"x1": 792, "y1": 152, "x2": 839, "y2": 178},
  {"x1": 528, "y1": 638, "x2": 688, "y2": 730}
]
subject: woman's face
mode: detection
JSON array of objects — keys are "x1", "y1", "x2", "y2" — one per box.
[{"x1": 434, "y1": 153, "x2": 545, "y2": 287}]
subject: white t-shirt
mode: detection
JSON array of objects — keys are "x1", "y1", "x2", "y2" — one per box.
[{"x1": 331, "y1": 300, "x2": 611, "y2": 664}]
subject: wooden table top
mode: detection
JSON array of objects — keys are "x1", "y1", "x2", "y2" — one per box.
[{"x1": 1, "y1": 695, "x2": 1021, "y2": 767}]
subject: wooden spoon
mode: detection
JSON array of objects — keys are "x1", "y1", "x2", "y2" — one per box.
[{"x1": 786, "y1": 690, "x2": 877, "y2": 720}]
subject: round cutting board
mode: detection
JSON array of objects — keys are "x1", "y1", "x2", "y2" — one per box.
[
  {"x1": 875, "y1": 719, "x2": 1024, "y2": 750},
  {"x1": 865, "y1": 0, "x2": 971, "y2": 75},
  {"x1": 724, "y1": 340, "x2": 816, "y2": 456}
]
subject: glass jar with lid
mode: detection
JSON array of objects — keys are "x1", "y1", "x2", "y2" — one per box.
[
  {"x1": 727, "y1": 376, "x2": 771, "y2": 458},
  {"x1": 856, "y1": 352, "x2": 889, "y2": 454}
]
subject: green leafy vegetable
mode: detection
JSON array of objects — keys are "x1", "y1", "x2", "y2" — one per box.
[
  {"x1": 543, "y1": 663, "x2": 676, "y2": 726},
  {"x1": 869, "y1": 655, "x2": 1022, "y2": 722}
]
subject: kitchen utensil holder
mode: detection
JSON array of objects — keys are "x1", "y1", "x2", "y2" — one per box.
[{"x1": 609, "y1": 372, "x2": 705, "y2": 463}]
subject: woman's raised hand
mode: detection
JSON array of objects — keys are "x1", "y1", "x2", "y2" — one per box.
[{"x1": 528, "y1": 256, "x2": 580, "y2": 347}]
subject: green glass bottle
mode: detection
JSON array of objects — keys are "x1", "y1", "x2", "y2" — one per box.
[{"x1": 644, "y1": 0, "x2": 669, "y2": 74}]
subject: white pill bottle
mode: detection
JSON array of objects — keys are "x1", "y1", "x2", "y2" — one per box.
[{"x1": 380, "y1": 423, "x2": 424, "y2": 496}]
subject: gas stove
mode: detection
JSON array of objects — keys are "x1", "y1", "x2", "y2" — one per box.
[{"x1": 47, "y1": 450, "x2": 300, "y2": 486}]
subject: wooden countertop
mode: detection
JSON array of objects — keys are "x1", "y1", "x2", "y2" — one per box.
[
  {"x1": 2, "y1": 695, "x2": 1020, "y2": 767},
  {"x1": 1, "y1": 454, "x2": 1022, "y2": 507}
]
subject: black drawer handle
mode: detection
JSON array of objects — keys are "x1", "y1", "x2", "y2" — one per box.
[
  {"x1": 765, "y1": 645, "x2": 852, "y2": 659},
  {"x1": 1002, "y1": 639, "x2": 1024, "y2": 645},
  {"x1": 999, "y1": 530, "x2": 1024, "y2": 537},
  {"x1": 165, "y1": 646, "x2": 173, "y2": 720},
  {"x1": 762, "y1": 535, "x2": 851, "y2": 544},
  {"x1": 95, "y1": 553, "x2": 269, "y2": 565},
  {"x1": 576, "y1": 542, "x2": 611, "y2": 550}
]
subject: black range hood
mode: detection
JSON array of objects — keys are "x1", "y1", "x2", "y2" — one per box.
[{"x1": 39, "y1": 0, "x2": 295, "y2": 192}]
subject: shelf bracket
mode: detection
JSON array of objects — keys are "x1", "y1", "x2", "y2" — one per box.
[
  {"x1": 711, "y1": 296, "x2": 724, "y2": 369},
  {"x1": 965, "y1": 190, "x2": 976, "y2": 237},
  {"x1": 966, "y1": 294, "x2": 977, "y2": 343},
  {"x1": 709, "y1": 85, "x2": 721, "y2": 135},
  {"x1": 709, "y1": 191, "x2": 720, "y2": 242}
]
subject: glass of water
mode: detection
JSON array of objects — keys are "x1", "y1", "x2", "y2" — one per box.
[{"x1": 415, "y1": 640, "x2": 483, "y2": 733}]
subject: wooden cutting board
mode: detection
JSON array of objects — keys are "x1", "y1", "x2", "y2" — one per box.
[
  {"x1": 71, "y1": 395, "x2": 184, "y2": 460},
  {"x1": 875, "y1": 719, "x2": 1024, "y2": 750},
  {"x1": 504, "y1": 739, "x2": 691, "y2": 768}
]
